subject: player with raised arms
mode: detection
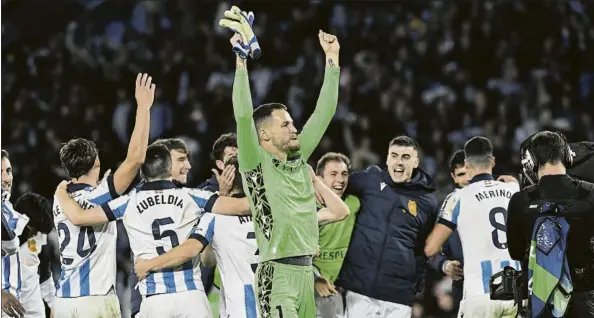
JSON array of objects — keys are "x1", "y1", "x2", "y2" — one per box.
[
  {"x1": 54, "y1": 144, "x2": 252, "y2": 318},
  {"x1": 218, "y1": 5, "x2": 345, "y2": 317},
  {"x1": 51, "y1": 73, "x2": 154, "y2": 317}
]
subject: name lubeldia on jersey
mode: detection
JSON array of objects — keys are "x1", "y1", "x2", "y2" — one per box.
[{"x1": 137, "y1": 194, "x2": 184, "y2": 214}]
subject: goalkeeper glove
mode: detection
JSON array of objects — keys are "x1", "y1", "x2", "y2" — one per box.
[
  {"x1": 219, "y1": 6, "x2": 261, "y2": 59},
  {"x1": 231, "y1": 11, "x2": 254, "y2": 59}
]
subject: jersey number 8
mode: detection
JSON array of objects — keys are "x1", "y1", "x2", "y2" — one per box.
[{"x1": 488, "y1": 207, "x2": 508, "y2": 249}]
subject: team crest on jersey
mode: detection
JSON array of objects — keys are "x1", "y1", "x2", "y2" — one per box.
[
  {"x1": 407, "y1": 200, "x2": 417, "y2": 217},
  {"x1": 27, "y1": 239, "x2": 37, "y2": 253}
]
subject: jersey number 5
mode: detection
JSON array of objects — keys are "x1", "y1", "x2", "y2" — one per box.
[
  {"x1": 488, "y1": 207, "x2": 508, "y2": 249},
  {"x1": 57, "y1": 223, "x2": 97, "y2": 265},
  {"x1": 246, "y1": 231, "x2": 260, "y2": 273},
  {"x1": 152, "y1": 217, "x2": 180, "y2": 255}
]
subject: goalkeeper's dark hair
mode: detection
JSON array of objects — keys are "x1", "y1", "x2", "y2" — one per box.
[
  {"x1": 316, "y1": 152, "x2": 351, "y2": 176},
  {"x1": 151, "y1": 138, "x2": 189, "y2": 157},
  {"x1": 141, "y1": 144, "x2": 172, "y2": 181},
  {"x1": 253, "y1": 103, "x2": 288, "y2": 130},
  {"x1": 212, "y1": 133, "x2": 237, "y2": 162},
  {"x1": 60, "y1": 138, "x2": 99, "y2": 179},
  {"x1": 449, "y1": 150, "x2": 466, "y2": 173},
  {"x1": 464, "y1": 136, "x2": 493, "y2": 169},
  {"x1": 15, "y1": 193, "x2": 53, "y2": 234},
  {"x1": 1, "y1": 150, "x2": 9, "y2": 160}
]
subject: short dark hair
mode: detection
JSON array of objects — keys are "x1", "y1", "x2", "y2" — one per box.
[
  {"x1": 211, "y1": 133, "x2": 237, "y2": 162},
  {"x1": 151, "y1": 138, "x2": 189, "y2": 155},
  {"x1": 253, "y1": 103, "x2": 288, "y2": 130},
  {"x1": 59, "y1": 139, "x2": 98, "y2": 179},
  {"x1": 15, "y1": 192, "x2": 53, "y2": 234},
  {"x1": 389, "y1": 136, "x2": 420, "y2": 152},
  {"x1": 141, "y1": 145, "x2": 172, "y2": 181},
  {"x1": 530, "y1": 131, "x2": 568, "y2": 168},
  {"x1": 1, "y1": 150, "x2": 9, "y2": 160},
  {"x1": 316, "y1": 152, "x2": 351, "y2": 176},
  {"x1": 449, "y1": 150, "x2": 465, "y2": 173},
  {"x1": 464, "y1": 136, "x2": 493, "y2": 168}
]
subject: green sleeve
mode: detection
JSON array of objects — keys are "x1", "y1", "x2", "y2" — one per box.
[
  {"x1": 345, "y1": 195, "x2": 361, "y2": 215},
  {"x1": 233, "y1": 70, "x2": 263, "y2": 171},
  {"x1": 298, "y1": 67, "x2": 340, "y2": 160}
]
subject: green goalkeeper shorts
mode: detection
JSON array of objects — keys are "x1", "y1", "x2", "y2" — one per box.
[{"x1": 255, "y1": 260, "x2": 315, "y2": 318}]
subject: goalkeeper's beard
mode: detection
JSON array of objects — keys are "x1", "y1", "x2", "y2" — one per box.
[{"x1": 273, "y1": 137, "x2": 300, "y2": 153}]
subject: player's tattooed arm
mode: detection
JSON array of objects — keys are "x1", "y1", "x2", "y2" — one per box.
[
  {"x1": 113, "y1": 73, "x2": 155, "y2": 195},
  {"x1": 319, "y1": 30, "x2": 339, "y2": 68},
  {"x1": 298, "y1": 31, "x2": 340, "y2": 161},
  {"x1": 135, "y1": 239, "x2": 205, "y2": 280},
  {"x1": 54, "y1": 181, "x2": 109, "y2": 226},
  {"x1": 309, "y1": 166, "x2": 349, "y2": 226}
]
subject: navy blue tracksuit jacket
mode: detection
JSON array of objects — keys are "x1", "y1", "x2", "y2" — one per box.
[{"x1": 337, "y1": 166, "x2": 438, "y2": 307}]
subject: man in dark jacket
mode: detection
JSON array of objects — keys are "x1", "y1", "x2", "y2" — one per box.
[
  {"x1": 428, "y1": 150, "x2": 467, "y2": 312},
  {"x1": 337, "y1": 136, "x2": 438, "y2": 317}
]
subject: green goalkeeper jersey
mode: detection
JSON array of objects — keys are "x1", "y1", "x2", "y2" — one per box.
[
  {"x1": 232, "y1": 67, "x2": 340, "y2": 262},
  {"x1": 314, "y1": 195, "x2": 360, "y2": 282}
]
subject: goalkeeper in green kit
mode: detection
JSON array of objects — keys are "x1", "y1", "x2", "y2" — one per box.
[{"x1": 219, "y1": 6, "x2": 343, "y2": 318}]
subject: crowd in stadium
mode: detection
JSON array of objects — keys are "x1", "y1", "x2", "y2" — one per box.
[{"x1": 1, "y1": 0, "x2": 593, "y2": 317}]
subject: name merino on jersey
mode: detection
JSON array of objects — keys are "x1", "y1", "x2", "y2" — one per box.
[
  {"x1": 191, "y1": 211, "x2": 259, "y2": 318},
  {"x1": 52, "y1": 175, "x2": 119, "y2": 298},
  {"x1": 100, "y1": 181, "x2": 218, "y2": 296},
  {"x1": 438, "y1": 176, "x2": 521, "y2": 298}
]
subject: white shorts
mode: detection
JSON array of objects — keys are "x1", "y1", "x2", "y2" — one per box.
[
  {"x1": 316, "y1": 292, "x2": 345, "y2": 318},
  {"x1": 20, "y1": 281, "x2": 45, "y2": 318},
  {"x1": 138, "y1": 290, "x2": 212, "y2": 318},
  {"x1": 53, "y1": 290, "x2": 121, "y2": 318},
  {"x1": 345, "y1": 291, "x2": 412, "y2": 318},
  {"x1": 457, "y1": 294, "x2": 517, "y2": 318}
]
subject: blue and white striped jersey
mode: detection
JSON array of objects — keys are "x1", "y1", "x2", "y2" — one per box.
[
  {"x1": 438, "y1": 174, "x2": 520, "y2": 298},
  {"x1": 2, "y1": 199, "x2": 30, "y2": 299},
  {"x1": 52, "y1": 175, "x2": 119, "y2": 298},
  {"x1": 191, "y1": 210, "x2": 259, "y2": 318},
  {"x1": 101, "y1": 180, "x2": 219, "y2": 296}
]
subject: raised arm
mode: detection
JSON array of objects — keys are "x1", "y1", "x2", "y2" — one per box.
[
  {"x1": 233, "y1": 45, "x2": 263, "y2": 171},
  {"x1": 112, "y1": 73, "x2": 155, "y2": 194},
  {"x1": 298, "y1": 31, "x2": 340, "y2": 161}
]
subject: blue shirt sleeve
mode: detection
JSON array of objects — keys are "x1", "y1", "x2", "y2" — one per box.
[
  {"x1": 101, "y1": 195, "x2": 131, "y2": 222},
  {"x1": 187, "y1": 188, "x2": 219, "y2": 213},
  {"x1": 88, "y1": 174, "x2": 119, "y2": 205}
]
